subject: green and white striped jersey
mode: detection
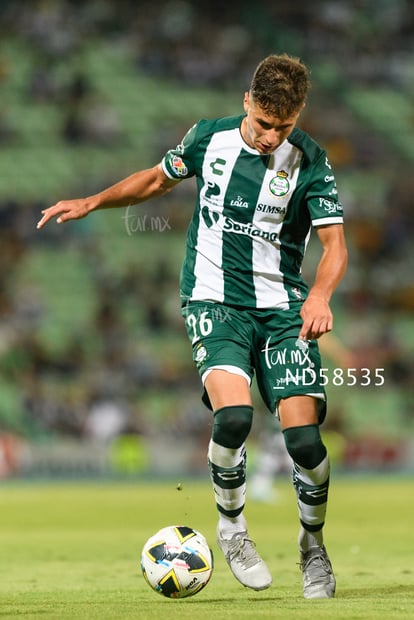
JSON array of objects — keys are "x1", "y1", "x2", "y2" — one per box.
[{"x1": 162, "y1": 114, "x2": 343, "y2": 309}]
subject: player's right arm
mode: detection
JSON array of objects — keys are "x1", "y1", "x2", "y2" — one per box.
[{"x1": 36, "y1": 164, "x2": 179, "y2": 229}]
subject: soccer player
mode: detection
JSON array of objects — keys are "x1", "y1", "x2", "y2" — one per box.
[{"x1": 37, "y1": 54, "x2": 348, "y2": 599}]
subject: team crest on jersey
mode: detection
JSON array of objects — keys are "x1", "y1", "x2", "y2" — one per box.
[
  {"x1": 171, "y1": 155, "x2": 188, "y2": 177},
  {"x1": 269, "y1": 170, "x2": 290, "y2": 197}
]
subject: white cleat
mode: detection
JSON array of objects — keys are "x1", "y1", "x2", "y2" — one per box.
[
  {"x1": 217, "y1": 529, "x2": 272, "y2": 591},
  {"x1": 300, "y1": 545, "x2": 336, "y2": 599}
]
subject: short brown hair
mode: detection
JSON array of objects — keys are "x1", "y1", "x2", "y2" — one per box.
[{"x1": 249, "y1": 54, "x2": 311, "y2": 119}]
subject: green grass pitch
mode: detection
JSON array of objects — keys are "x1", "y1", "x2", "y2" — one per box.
[{"x1": 0, "y1": 476, "x2": 412, "y2": 619}]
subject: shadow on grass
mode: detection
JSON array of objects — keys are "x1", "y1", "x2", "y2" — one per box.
[{"x1": 339, "y1": 584, "x2": 414, "y2": 599}]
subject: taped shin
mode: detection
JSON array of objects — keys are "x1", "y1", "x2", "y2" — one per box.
[
  {"x1": 208, "y1": 405, "x2": 253, "y2": 535},
  {"x1": 283, "y1": 424, "x2": 330, "y2": 552}
]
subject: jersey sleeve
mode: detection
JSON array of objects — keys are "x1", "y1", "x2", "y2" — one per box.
[
  {"x1": 306, "y1": 151, "x2": 344, "y2": 227},
  {"x1": 161, "y1": 122, "x2": 199, "y2": 180}
]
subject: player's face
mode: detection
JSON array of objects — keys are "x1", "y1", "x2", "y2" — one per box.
[{"x1": 241, "y1": 92, "x2": 303, "y2": 154}]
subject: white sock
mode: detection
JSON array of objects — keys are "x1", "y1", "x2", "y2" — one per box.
[
  {"x1": 218, "y1": 513, "x2": 248, "y2": 538},
  {"x1": 298, "y1": 525, "x2": 323, "y2": 553}
]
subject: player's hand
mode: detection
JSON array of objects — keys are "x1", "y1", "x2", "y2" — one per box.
[
  {"x1": 36, "y1": 199, "x2": 93, "y2": 229},
  {"x1": 299, "y1": 293, "x2": 333, "y2": 340}
]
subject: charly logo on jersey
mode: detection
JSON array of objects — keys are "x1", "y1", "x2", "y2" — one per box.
[
  {"x1": 210, "y1": 157, "x2": 226, "y2": 176},
  {"x1": 269, "y1": 170, "x2": 290, "y2": 197}
]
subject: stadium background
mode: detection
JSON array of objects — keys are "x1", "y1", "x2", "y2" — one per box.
[{"x1": 0, "y1": 0, "x2": 413, "y2": 478}]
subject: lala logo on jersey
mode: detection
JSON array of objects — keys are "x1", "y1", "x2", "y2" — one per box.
[
  {"x1": 230, "y1": 195, "x2": 249, "y2": 208},
  {"x1": 269, "y1": 170, "x2": 290, "y2": 197}
]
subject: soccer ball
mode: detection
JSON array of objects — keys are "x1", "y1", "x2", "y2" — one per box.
[{"x1": 141, "y1": 525, "x2": 213, "y2": 598}]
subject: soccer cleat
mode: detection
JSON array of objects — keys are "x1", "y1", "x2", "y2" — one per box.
[
  {"x1": 217, "y1": 528, "x2": 272, "y2": 590},
  {"x1": 300, "y1": 545, "x2": 336, "y2": 599}
]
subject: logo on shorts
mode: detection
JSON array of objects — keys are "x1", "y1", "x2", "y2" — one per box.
[
  {"x1": 291, "y1": 287, "x2": 303, "y2": 300},
  {"x1": 194, "y1": 343, "x2": 208, "y2": 365},
  {"x1": 295, "y1": 338, "x2": 309, "y2": 353},
  {"x1": 269, "y1": 170, "x2": 290, "y2": 197}
]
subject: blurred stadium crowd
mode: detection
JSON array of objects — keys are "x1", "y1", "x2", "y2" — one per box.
[{"x1": 0, "y1": 0, "x2": 414, "y2": 476}]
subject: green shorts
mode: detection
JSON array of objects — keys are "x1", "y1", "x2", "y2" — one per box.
[{"x1": 181, "y1": 301, "x2": 326, "y2": 422}]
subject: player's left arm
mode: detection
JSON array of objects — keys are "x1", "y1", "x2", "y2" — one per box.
[{"x1": 299, "y1": 223, "x2": 348, "y2": 340}]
